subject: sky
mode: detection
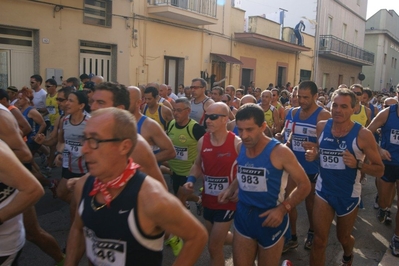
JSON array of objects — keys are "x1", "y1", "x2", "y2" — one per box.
[{"x1": 367, "y1": 0, "x2": 399, "y2": 19}]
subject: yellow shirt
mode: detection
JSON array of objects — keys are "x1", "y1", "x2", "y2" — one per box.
[
  {"x1": 262, "y1": 105, "x2": 275, "y2": 128},
  {"x1": 350, "y1": 105, "x2": 367, "y2": 126},
  {"x1": 46, "y1": 93, "x2": 59, "y2": 126}
]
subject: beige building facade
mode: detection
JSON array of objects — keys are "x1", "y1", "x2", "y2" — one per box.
[
  {"x1": 315, "y1": 0, "x2": 374, "y2": 89},
  {"x1": 1, "y1": 0, "x2": 313, "y2": 92},
  {"x1": 363, "y1": 9, "x2": 399, "y2": 91}
]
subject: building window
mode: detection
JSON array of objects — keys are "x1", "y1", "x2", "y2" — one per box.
[
  {"x1": 327, "y1": 17, "x2": 333, "y2": 35},
  {"x1": 384, "y1": 53, "x2": 387, "y2": 64},
  {"x1": 84, "y1": 0, "x2": 112, "y2": 27},
  {"x1": 354, "y1": 30, "x2": 358, "y2": 45},
  {"x1": 392, "y1": 57, "x2": 395, "y2": 68},
  {"x1": 395, "y1": 58, "x2": 397, "y2": 69},
  {"x1": 342, "y1": 23, "x2": 347, "y2": 40},
  {"x1": 80, "y1": 41, "x2": 115, "y2": 81}
]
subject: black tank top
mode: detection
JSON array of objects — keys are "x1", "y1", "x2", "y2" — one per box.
[{"x1": 80, "y1": 171, "x2": 164, "y2": 265}]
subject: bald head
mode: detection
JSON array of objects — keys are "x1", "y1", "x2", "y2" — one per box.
[
  {"x1": 127, "y1": 86, "x2": 141, "y2": 114},
  {"x1": 240, "y1": 94, "x2": 257, "y2": 106},
  {"x1": 206, "y1": 102, "x2": 229, "y2": 116}
]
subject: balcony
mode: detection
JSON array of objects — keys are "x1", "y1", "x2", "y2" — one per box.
[
  {"x1": 147, "y1": 0, "x2": 218, "y2": 25},
  {"x1": 319, "y1": 35, "x2": 374, "y2": 66}
]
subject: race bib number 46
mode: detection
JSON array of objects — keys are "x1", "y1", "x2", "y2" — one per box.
[
  {"x1": 237, "y1": 166, "x2": 267, "y2": 192},
  {"x1": 204, "y1": 176, "x2": 228, "y2": 196},
  {"x1": 84, "y1": 227, "x2": 126, "y2": 266}
]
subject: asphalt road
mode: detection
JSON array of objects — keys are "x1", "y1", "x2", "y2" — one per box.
[{"x1": 18, "y1": 166, "x2": 397, "y2": 266}]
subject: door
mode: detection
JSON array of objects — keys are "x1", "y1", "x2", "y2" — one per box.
[
  {"x1": 241, "y1": 68, "x2": 252, "y2": 88},
  {"x1": 277, "y1": 66, "x2": 287, "y2": 88},
  {"x1": 164, "y1": 57, "x2": 178, "y2": 92}
]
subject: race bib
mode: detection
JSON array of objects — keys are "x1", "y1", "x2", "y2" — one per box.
[
  {"x1": 320, "y1": 149, "x2": 345, "y2": 170},
  {"x1": 204, "y1": 175, "x2": 229, "y2": 196},
  {"x1": 66, "y1": 140, "x2": 82, "y2": 157},
  {"x1": 292, "y1": 136, "x2": 308, "y2": 152},
  {"x1": 390, "y1": 129, "x2": 399, "y2": 145},
  {"x1": 237, "y1": 166, "x2": 267, "y2": 192},
  {"x1": 47, "y1": 106, "x2": 56, "y2": 115},
  {"x1": 284, "y1": 128, "x2": 291, "y2": 141},
  {"x1": 174, "y1": 146, "x2": 188, "y2": 160},
  {"x1": 84, "y1": 227, "x2": 126, "y2": 266}
]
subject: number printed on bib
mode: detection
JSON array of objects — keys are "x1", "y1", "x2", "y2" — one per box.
[
  {"x1": 84, "y1": 227, "x2": 126, "y2": 266},
  {"x1": 174, "y1": 146, "x2": 188, "y2": 160},
  {"x1": 66, "y1": 140, "x2": 82, "y2": 157},
  {"x1": 47, "y1": 106, "x2": 56, "y2": 115},
  {"x1": 292, "y1": 136, "x2": 308, "y2": 152},
  {"x1": 320, "y1": 149, "x2": 345, "y2": 170},
  {"x1": 390, "y1": 129, "x2": 399, "y2": 145},
  {"x1": 204, "y1": 176, "x2": 229, "y2": 196},
  {"x1": 237, "y1": 166, "x2": 267, "y2": 192}
]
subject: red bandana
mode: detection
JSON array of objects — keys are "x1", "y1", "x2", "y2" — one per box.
[{"x1": 89, "y1": 158, "x2": 140, "y2": 207}]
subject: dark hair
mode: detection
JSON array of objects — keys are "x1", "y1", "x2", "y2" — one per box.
[
  {"x1": 83, "y1": 81, "x2": 96, "y2": 92},
  {"x1": 191, "y1": 78, "x2": 207, "y2": 88},
  {"x1": 80, "y1": 74, "x2": 89, "y2": 80},
  {"x1": 178, "y1": 83, "x2": 184, "y2": 88},
  {"x1": 271, "y1": 88, "x2": 279, "y2": 95},
  {"x1": 7, "y1": 86, "x2": 18, "y2": 93},
  {"x1": 236, "y1": 103, "x2": 265, "y2": 127},
  {"x1": 236, "y1": 89, "x2": 244, "y2": 95},
  {"x1": 350, "y1": 83, "x2": 364, "y2": 93},
  {"x1": 299, "y1": 81, "x2": 318, "y2": 96},
  {"x1": 144, "y1": 86, "x2": 159, "y2": 98},
  {"x1": 94, "y1": 82, "x2": 130, "y2": 110},
  {"x1": 0, "y1": 89, "x2": 9, "y2": 101},
  {"x1": 70, "y1": 91, "x2": 90, "y2": 113},
  {"x1": 331, "y1": 88, "x2": 356, "y2": 108},
  {"x1": 66, "y1": 77, "x2": 80, "y2": 89},
  {"x1": 212, "y1": 86, "x2": 224, "y2": 95},
  {"x1": 45, "y1": 78, "x2": 57, "y2": 86},
  {"x1": 225, "y1": 94, "x2": 231, "y2": 101},
  {"x1": 58, "y1": 86, "x2": 73, "y2": 99},
  {"x1": 30, "y1": 74, "x2": 43, "y2": 84},
  {"x1": 362, "y1": 87, "x2": 372, "y2": 99}
]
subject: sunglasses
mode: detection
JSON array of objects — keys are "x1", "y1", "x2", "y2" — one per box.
[
  {"x1": 56, "y1": 98, "x2": 66, "y2": 102},
  {"x1": 190, "y1": 86, "x2": 203, "y2": 89},
  {"x1": 205, "y1": 114, "x2": 226, "y2": 121},
  {"x1": 45, "y1": 85, "x2": 54, "y2": 88},
  {"x1": 353, "y1": 91, "x2": 363, "y2": 96}
]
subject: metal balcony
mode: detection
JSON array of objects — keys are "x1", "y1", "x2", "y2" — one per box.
[
  {"x1": 319, "y1": 35, "x2": 374, "y2": 66},
  {"x1": 147, "y1": 0, "x2": 218, "y2": 25}
]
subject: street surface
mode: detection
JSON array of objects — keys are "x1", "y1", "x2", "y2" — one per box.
[{"x1": 18, "y1": 165, "x2": 398, "y2": 265}]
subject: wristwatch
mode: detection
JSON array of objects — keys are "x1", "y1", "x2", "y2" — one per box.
[
  {"x1": 357, "y1": 160, "x2": 364, "y2": 170},
  {"x1": 281, "y1": 201, "x2": 292, "y2": 213},
  {"x1": 55, "y1": 151, "x2": 62, "y2": 156}
]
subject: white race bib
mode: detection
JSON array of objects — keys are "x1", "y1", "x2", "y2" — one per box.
[
  {"x1": 204, "y1": 175, "x2": 229, "y2": 196},
  {"x1": 66, "y1": 140, "x2": 82, "y2": 157},
  {"x1": 174, "y1": 146, "x2": 188, "y2": 160},
  {"x1": 84, "y1": 227, "x2": 126, "y2": 266},
  {"x1": 320, "y1": 149, "x2": 345, "y2": 170},
  {"x1": 390, "y1": 129, "x2": 399, "y2": 145},
  {"x1": 237, "y1": 166, "x2": 267, "y2": 192},
  {"x1": 292, "y1": 136, "x2": 308, "y2": 152},
  {"x1": 47, "y1": 106, "x2": 56, "y2": 115}
]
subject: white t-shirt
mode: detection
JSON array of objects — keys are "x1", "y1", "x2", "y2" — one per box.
[
  {"x1": 169, "y1": 92, "x2": 178, "y2": 100},
  {"x1": 32, "y1": 88, "x2": 49, "y2": 121}
]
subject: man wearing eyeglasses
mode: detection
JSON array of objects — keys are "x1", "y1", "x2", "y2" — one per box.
[
  {"x1": 184, "y1": 102, "x2": 240, "y2": 266},
  {"x1": 189, "y1": 78, "x2": 214, "y2": 127},
  {"x1": 65, "y1": 107, "x2": 208, "y2": 266},
  {"x1": 350, "y1": 84, "x2": 371, "y2": 127},
  {"x1": 167, "y1": 97, "x2": 205, "y2": 208}
]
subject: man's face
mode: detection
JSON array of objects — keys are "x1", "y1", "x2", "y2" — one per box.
[
  {"x1": 82, "y1": 114, "x2": 125, "y2": 181},
  {"x1": 221, "y1": 95, "x2": 229, "y2": 105},
  {"x1": 331, "y1": 95, "x2": 354, "y2": 123},
  {"x1": 173, "y1": 102, "x2": 190, "y2": 125},
  {"x1": 178, "y1": 85, "x2": 184, "y2": 94},
  {"x1": 261, "y1": 91, "x2": 271, "y2": 105},
  {"x1": 56, "y1": 92, "x2": 68, "y2": 111},
  {"x1": 361, "y1": 92, "x2": 370, "y2": 105},
  {"x1": 247, "y1": 87, "x2": 253, "y2": 94},
  {"x1": 254, "y1": 88, "x2": 261, "y2": 98},
  {"x1": 190, "y1": 81, "x2": 205, "y2": 99},
  {"x1": 351, "y1": 87, "x2": 363, "y2": 104},
  {"x1": 271, "y1": 91, "x2": 279, "y2": 103},
  {"x1": 7, "y1": 90, "x2": 17, "y2": 100},
  {"x1": 205, "y1": 105, "x2": 227, "y2": 133},
  {"x1": 184, "y1": 88, "x2": 192, "y2": 98},
  {"x1": 30, "y1": 78, "x2": 40, "y2": 90},
  {"x1": 290, "y1": 90, "x2": 299, "y2": 107},
  {"x1": 236, "y1": 91, "x2": 243, "y2": 99},
  {"x1": 167, "y1": 87, "x2": 172, "y2": 96},
  {"x1": 45, "y1": 82, "x2": 56, "y2": 94},
  {"x1": 159, "y1": 86, "x2": 168, "y2": 98},
  {"x1": 298, "y1": 88, "x2": 316, "y2": 111},
  {"x1": 236, "y1": 117, "x2": 265, "y2": 149},
  {"x1": 144, "y1": 93, "x2": 157, "y2": 108},
  {"x1": 211, "y1": 89, "x2": 222, "y2": 102},
  {"x1": 91, "y1": 90, "x2": 115, "y2": 111}
]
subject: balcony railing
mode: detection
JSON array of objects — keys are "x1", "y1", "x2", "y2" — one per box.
[
  {"x1": 319, "y1": 35, "x2": 374, "y2": 65},
  {"x1": 148, "y1": 0, "x2": 217, "y2": 18}
]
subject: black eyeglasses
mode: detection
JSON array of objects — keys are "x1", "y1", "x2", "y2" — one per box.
[
  {"x1": 190, "y1": 86, "x2": 203, "y2": 89},
  {"x1": 80, "y1": 136, "x2": 124, "y2": 150},
  {"x1": 45, "y1": 85, "x2": 54, "y2": 88},
  {"x1": 221, "y1": 100, "x2": 228, "y2": 103},
  {"x1": 56, "y1": 98, "x2": 66, "y2": 102},
  {"x1": 353, "y1": 91, "x2": 363, "y2": 96},
  {"x1": 205, "y1": 114, "x2": 226, "y2": 121},
  {"x1": 30, "y1": 81, "x2": 35, "y2": 84},
  {"x1": 172, "y1": 107, "x2": 188, "y2": 113}
]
